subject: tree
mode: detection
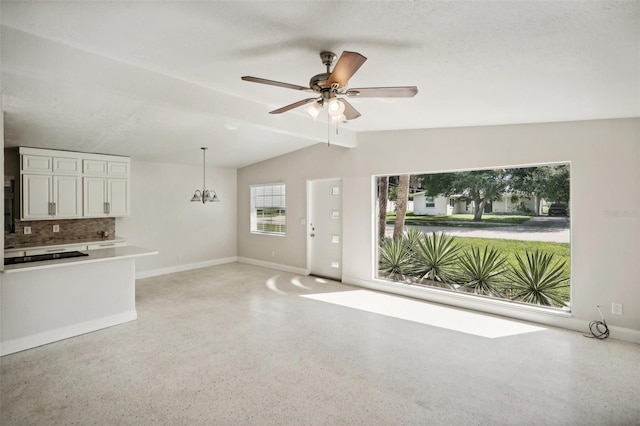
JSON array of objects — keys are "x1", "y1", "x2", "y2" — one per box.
[
  {"x1": 377, "y1": 176, "x2": 389, "y2": 241},
  {"x1": 541, "y1": 164, "x2": 570, "y2": 203},
  {"x1": 418, "y1": 170, "x2": 509, "y2": 221},
  {"x1": 509, "y1": 164, "x2": 570, "y2": 213},
  {"x1": 393, "y1": 175, "x2": 410, "y2": 239}
]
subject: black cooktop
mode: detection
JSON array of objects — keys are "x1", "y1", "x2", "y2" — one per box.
[{"x1": 4, "y1": 251, "x2": 89, "y2": 265}]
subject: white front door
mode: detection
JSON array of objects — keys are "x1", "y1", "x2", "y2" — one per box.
[{"x1": 308, "y1": 179, "x2": 342, "y2": 280}]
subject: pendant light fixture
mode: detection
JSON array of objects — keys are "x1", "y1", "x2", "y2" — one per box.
[{"x1": 190, "y1": 147, "x2": 220, "y2": 203}]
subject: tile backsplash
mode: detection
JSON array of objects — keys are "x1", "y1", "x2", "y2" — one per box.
[{"x1": 5, "y1": 218, "x2": 116, "y2": 248}]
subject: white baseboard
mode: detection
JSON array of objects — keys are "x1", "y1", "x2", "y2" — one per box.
[
  {"x1": 135, "y1": 257, "x2": 238, "y2": 279},
  {"x1": 608, "y1": 325, "x2": 640, "y2": 344},
  {"x1": 343, "y1": 275, "x2": 640, "y2": 345},
  {"x1": 237, "y1": 257, "x2": 308, "y2": 275},
  {"x1": 0, "y1": 310, "x2": 137, "y2": 357}
]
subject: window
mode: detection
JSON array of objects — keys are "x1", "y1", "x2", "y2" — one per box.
[
  {"x1": 251, "y1": 183, "x2": 286, "y2": 235},
  {"x1": 376, "y1": 163, "x2": 571, "y2": 311}
]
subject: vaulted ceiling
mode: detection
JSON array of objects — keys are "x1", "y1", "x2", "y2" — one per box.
[{"x1": 2, "y1": 1, "x2": 639, "y2": 168}]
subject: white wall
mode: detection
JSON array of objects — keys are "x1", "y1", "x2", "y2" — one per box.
[
  {"x1": 237, "y1": 118, "x2": 640, "y2": 339},
  {"x1": 118, "y1": 160, "x2": 237, "y2": 276}
]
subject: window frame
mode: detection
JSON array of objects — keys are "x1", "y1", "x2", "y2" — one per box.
[{"x1": 250, "y1": 183, "x2": 287, "y2": 236}]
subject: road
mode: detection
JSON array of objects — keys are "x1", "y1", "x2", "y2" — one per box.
[{"x1": 387, "y1": 216, "x2": 570, "y2": 243}]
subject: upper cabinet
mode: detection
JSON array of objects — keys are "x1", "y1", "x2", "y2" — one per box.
[
  {"x1": 19, "y1": 147, "x2": 131, "y2": 220},
  {"x1": 22, "y1": 154, "x2": 81, "y2": 175}
]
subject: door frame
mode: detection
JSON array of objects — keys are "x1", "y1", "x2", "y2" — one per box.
[{"x1": 306, "y1": 178, "x2": 343, "y2": 279}]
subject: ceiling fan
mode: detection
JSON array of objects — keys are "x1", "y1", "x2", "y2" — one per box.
[{"x1": 241, "y1": 51, "x2": 418, "y2": 121}]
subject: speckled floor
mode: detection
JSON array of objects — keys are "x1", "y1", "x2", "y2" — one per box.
[{"x1": 1, "y1": 263, "x2": 639, "y2": 425}]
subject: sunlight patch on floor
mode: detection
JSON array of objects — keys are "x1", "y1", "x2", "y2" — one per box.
[{"x1": 302, "y1": 290, "x2": 546, "y2": 338}]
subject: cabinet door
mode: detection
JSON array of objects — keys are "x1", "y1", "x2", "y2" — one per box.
[
  {"x1": 108, "y1": 161, "x2": 129, "y2": 177},
  {"x1": 22, "y1": 155, "x2": 52, "y2": 173},
  {"x1": 22, "y1": 174, "x2": 53, "y2": 219},
  {"x1": 108, "y1": 178, "x2": 130, "y2": 216},
  {"x1": 53, "y1": 176, "x2": 82, "y2": 218},
  {"x1": 53, "y1": 157, "x2": 81, "y2": 175},
  {"x1": 83, "y1": 177, "x2": 108, "y2": 217},
  {"x1": 83, "y1": 160, "x2": 108, "y2": 176}
]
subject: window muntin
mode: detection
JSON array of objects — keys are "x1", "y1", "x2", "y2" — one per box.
[{"x1": 251, "y1": 184, "x2": 286, "y2": 235}]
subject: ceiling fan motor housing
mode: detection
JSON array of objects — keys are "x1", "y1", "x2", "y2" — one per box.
[
  {"x1": 310, "y1": 51, "x2": 338, "y2": 93},
  {"x1": 310, "y1": 73, "x2": 331, "y2": 93}
]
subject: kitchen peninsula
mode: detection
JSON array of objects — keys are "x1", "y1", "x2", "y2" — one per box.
[
  {"x1": 2, "y1": 146, "x2": 157, "y2": 356},
  {"x1": 1, "y1": 244, "x2": 157, "y2": 356}
]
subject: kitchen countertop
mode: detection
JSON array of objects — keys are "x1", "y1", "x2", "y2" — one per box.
[{"x1": 2, "y1": 246, "x2": 158, "y2": 273}]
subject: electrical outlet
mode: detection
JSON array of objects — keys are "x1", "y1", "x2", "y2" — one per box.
[
  {"x1": 24, "y1": 226, "x2": 31, "y2": 235},
  {"x1": 612, "y1": 303, "x2": 623, "y2": 315},
  {"x1": 271, "y1": 251, "x2": 275, "y2": 257},
  {"x1": 53, "y1": 224, "x2": 60, "y2": 233}
]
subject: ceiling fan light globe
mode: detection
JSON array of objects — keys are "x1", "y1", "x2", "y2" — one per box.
[
  {"x1": 331, "y1": 113, "x2": 347, "y2": 123},
  {"x1": 305, "y1": 101, "x2": 322, "y2": 120},
  {"x1": 328, "y1": 99, "x2": 345, "y2": 118}
]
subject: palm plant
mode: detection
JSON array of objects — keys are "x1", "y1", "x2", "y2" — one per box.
[
  {"x1": 412, "y1": 232, "x2": 460, "y2": 285},
  {"x1": 507, "y1": 249, "x2": 569, "y2": 307},
  {"x1": 378, "y1": 237, "x2": 416, "y2": 281},
  {"x1": 456, "y1": 246, "x2": 508, "y2": 297},
  {"x1": 402, "y1": 228, "x2": 423, "y2": 252}
]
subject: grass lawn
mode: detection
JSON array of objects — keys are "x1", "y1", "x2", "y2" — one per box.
[{"x1": 386, "y1": 212, "x2": 532, "y2": 228}]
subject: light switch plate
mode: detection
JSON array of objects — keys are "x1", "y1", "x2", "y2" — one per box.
[
  {"x1": 53, "y1": 224, "x2": 60, "y2": 233},
  {"x1": 24, "y1": 226, "x2": 31, "y2": 235}
]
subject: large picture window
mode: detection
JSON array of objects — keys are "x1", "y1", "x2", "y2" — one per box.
[
  {"x1": 251, "y1": 183, "x2": 286, "y2": 235},
  {"x1": 376, "y1": 163, "x2": 571, "y2": 310}
]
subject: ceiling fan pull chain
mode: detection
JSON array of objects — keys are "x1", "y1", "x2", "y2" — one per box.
[{"x1": 327, "y1": 110, "x2": 331, "y2": 147}]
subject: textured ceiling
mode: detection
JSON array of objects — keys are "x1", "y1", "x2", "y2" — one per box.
[{"x1": 2, "y1": 1, "x2": 639, "y2": 168}]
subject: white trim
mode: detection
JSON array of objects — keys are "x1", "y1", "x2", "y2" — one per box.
[
  {"x1": 0, "y1": 310, "x2": 137, "y2": 356},
  {"x1": 342, "y1": 275, "x2": 640, "y2": 344},
  {"x1": 19, "y1": 146, "x2": 130, "y2": 162},
  {"x1": 237, "y1": 256, "x2": 308, "y2": 275},
  {"x1": 135, "y1": 257, "x2": 238, "y2": 279}
]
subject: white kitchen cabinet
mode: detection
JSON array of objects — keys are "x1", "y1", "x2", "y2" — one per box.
[
  {"x1": 83, "y1": 160, "x2": 129, "y2": 177},
  {"x1": 83, "y1": 160, "x2": 108, "y2": 176},
  {"x1": 83, "y1": 177, "x2": 129, "y2": 217},
  {"x1": 23, "y1": 154, "x2": 80, "y2": 175},
  {"x1": 108, "y1": 161, "x2": 129, "y2": 177},
  {"x1": 22, "y1": 155, "x2": 52, "y2": 173},
  {"x1": 18, "y1": 147, "x2": 131, "y2": 220},
  {"x1": 24, "y1": 244, "x2": 88, "y2": 256},
  {"x1": 87, "y1": 241, "x2": 127, "y2": 250},
  {"x1": 22, "y1": 174, "x2": 82, "y2": 220},
  {"x1": 53, "y1": 157, "x2": 81, "y2": 175},
  {"x1": 22, "y1": 174, "x2": 52, "y2": 219}
]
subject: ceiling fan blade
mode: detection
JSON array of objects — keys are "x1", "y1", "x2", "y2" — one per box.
[
  {"x1": 346, "y1": 86, "x2": 418, "y2": 98},
  {"x1": 326, "y1": 51, "x2": 367, "y2": 89},
  {"x1": 340, "y1": 99, "x2": 361, "y2": 120},
  {"x1": 269, "y1": 98, "x2": 319, "y2": 114},
  {"x1": 241, "y1": 76, "x2": 313, "y2": 92}
]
